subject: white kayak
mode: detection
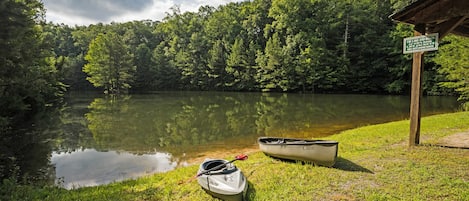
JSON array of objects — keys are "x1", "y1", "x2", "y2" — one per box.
[{"x1": 197, "y1": 158, "x2": 248, "y2": 201}]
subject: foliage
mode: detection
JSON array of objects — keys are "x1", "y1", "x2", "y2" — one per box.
[
  {"x1": 207, "y1": 39, "x2": 228, "y2": 90},
  {"x1": 256, "y1": 33, "x2": 285, "y2": 91},
  {"x1": 27, "y1": 0, "x2": 465, "y2": 96},
  {"x1": 0, "y1": 0, "x2": 64, "y2": 128},
  {"x1": 226, "y1": 37, "x2": 257, "y2": 90},
  {"x1": 434, "y1": 35, "x2": 469, "y2": 110},
  {"x1": 83, "y1": 32, "x2": 136, "y2": 94},
  {"x1": 386, "y1": 23, "x2": 413, "y2": 94}
]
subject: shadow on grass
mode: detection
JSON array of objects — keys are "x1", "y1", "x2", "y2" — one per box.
[
  {"x1": 261, "y1": 155, "x2": 373, "y2": 173},
  {"x1": 246, "y1": 181, "x2": 256, "y2": 201},
  {"x1": 244, "y1": 157, "x2": 372, "y2": 200},
  {"x1": 420, "y1": 143, "x2": 469, "y2": 150},
  {"x1": 333, "y1": 157, "x2": 373, "y2": 173}
]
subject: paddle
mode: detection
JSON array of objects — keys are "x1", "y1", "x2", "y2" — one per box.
[{"x1": 178, "y1": 154, "x2": 248, "y2": 185}]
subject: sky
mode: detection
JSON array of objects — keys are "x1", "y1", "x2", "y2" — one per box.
[{"x1": 42, "y1": 0, "x2": 244, "y2": 26}]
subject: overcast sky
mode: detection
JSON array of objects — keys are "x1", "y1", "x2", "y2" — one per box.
[{"x1": 43, "y1": 0, "x2": 244, "y2": 26}]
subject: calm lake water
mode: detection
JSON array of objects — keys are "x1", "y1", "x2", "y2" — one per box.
[{"x1": 9, "y1": 91, "x2": 461, "y2": 189}]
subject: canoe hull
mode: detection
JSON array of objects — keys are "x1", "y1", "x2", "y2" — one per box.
[
  {"x1": 258, "y1": 137, "x2": 338, "y2": 167},
  {"x1": 197, "y1": 159, "x2": 248, "y2": 201}
]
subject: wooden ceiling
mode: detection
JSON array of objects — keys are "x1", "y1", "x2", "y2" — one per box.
[{"x1": 390, "y1": 0, "x2": 469, "y2": 38}]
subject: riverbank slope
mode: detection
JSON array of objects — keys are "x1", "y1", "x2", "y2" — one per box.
[{"x1": 2, "y1": 112, "x2": 469, "y2": 200}]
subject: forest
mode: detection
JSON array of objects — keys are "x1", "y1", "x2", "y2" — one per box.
[{"x1": 1, "y1": 0, "x2": 469, "y2": 131}]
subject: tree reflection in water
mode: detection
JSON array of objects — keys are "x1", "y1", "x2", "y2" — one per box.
[{"x1": 1, "y1": 92, "x2": 460, "y2": 188}]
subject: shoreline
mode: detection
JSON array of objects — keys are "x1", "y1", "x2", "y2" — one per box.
[{"x1": 4, "y1": 111, "x2": 469, "y2": 201}]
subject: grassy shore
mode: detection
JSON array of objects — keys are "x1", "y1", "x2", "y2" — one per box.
[{"x1": 2, "y1": 112, "x2": 469, "y2": 201}]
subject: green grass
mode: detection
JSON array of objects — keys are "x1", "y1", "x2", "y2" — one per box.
[{"x1": 2, "y1": 112, "x2": 469, "y2": 201}]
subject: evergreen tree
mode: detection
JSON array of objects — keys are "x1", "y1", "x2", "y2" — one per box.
[
  {"x1": 208, "y1": 40, "x2": 228, "y2": 90},
  {"x1": 256, "y1": 33, "x2": 285, "y2": 91},
  {"x1": 134, "y1": 43, "x2": 155, "y2": 90},
  {"x1": 152, "y1": 42, "x2": 181, "y2": 90},
  {"x1": 227, "y1": 37, "x2": 250, "y2": 90},
  {"x1": 0, "y1": 0, "x2": 63, "y2": 127}
]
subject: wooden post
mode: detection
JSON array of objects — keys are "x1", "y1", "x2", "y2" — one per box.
[{"x1": 409, "y1": 24, "x2": 425, "y2": 146}]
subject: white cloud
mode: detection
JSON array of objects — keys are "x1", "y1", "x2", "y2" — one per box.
[
  {"x1": 43, "y1": 0, "x2": 244, "y2": 26},
  {"x1": 116, "y1": 0, "x2": 174, "y2": 22}
]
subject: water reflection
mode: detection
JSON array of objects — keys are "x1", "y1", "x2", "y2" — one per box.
[
  {"x1": 2, "y1": 92, "x2": 460, "y2": 188},
  {"x1": 81, "y1": 92, "x2": 461, "y2": 159},
  {"x1": 0, "y1": 109, "x2": 59, "y2": 184},
  {"x1": 51, "y1": 149, "x2": 177, "y2": 189}
]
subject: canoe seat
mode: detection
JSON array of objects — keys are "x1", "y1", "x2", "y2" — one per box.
[{"x1": 285, "y1": 140, "x2": 307, "y2": 144}]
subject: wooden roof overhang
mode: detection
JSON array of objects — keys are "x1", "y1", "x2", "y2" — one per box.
[
  {"x1": 390, "y1": 0, "x2": 469, "y2": 38},
  {"x1": 390, "y1": 0, "x2": 469, "y2": 146}
]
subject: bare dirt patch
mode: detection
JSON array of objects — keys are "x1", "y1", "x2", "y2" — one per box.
[
  {"x1": 436, "y1": 130, "x2": 469, "y2": 148},
  {"x1": 180, "y1": 145, "x2": 260, "y2": 166}
]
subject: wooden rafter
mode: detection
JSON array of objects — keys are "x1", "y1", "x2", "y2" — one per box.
[
  {"x1": 390, "y1": 0, "x2": 469, "y2": 37},
  {"x1": 434, "y1": 15, "x2": 468, "y2": 39}
]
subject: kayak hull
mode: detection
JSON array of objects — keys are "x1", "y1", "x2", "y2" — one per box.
[{"x1": 197, "y1": 159, "x2": 248, "y2": 201}]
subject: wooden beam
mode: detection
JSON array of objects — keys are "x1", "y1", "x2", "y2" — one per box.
[
  {"x1": 417, "y1": 1, "x2": 469, "y2": 23},
  {"x1": 390, "y1": 0, "x2": 469, "y2": 38},
  {"x1": 389, "y1": 0, "x2": 439, "y2": 23},
  {"x1": 435, "y1": 16, "x2": 468, "y2": 39},
  {"x1": 412, "y1": 0, "x2": 449, "y2": 23},
  {"x1": 409, "y1": 24, "x2": 425, "y2": 146}
]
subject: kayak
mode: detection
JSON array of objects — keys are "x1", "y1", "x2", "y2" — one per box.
[
  {"x1": 197, "y1": 158, "x2": 248, "y2": 201},
  {"x1": 258, "y1": 137, "x2": 338, "y2": 167}
]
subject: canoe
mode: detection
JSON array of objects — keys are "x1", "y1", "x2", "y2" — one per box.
[
  {"x1": 258, "y1": 137, "x2": 338, "y2": 167},
  {"x1": 197, "y1": 158, "x2": 248, "y2": 201}
]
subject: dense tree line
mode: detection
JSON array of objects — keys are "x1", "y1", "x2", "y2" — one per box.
[
  {"x1": 1, "y1": 0, "x2": 469, "y2": 130},
  {"x1": 1, "y1": 0, "x2": 64, "y2": 131},
  {"x1": 1, "y1": 0, "x2": 63, "y2": 181},
  {"x1": 43, "y1": 0, "x2": 464, "y2": 96}
]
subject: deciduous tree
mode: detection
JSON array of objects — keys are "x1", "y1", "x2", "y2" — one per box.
[
  {"x1": 434, "y1": 35, "x2": 469, "y2": 110},
  {"x1": 83, "y1": 32, "x2": 135, "y2": 94}
]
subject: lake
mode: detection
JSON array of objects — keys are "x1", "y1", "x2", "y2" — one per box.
[{"x1": 5, "y1": 91, "x2": 460, "y2": 189}]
